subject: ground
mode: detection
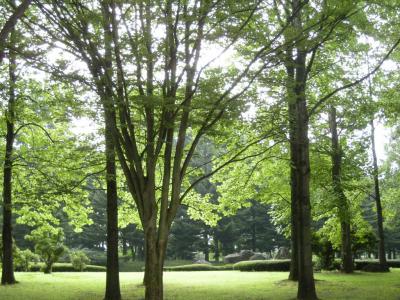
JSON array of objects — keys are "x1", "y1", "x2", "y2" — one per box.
[{"x1": 0, "y1": 269, "x2": 399, "y2": 299}]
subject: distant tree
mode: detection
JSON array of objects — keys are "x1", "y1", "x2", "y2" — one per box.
[{"x1": 27, "y1": 226, "x2": 67, "y2": 274}]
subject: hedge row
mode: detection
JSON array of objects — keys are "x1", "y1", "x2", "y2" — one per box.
[
  {"x1": 29, "y1": 263, "x2": 106, "y2": 272},
  {"x1": 233, "y1": 260, "x2": 291, "y2": 272},
  {"x1": 354, "y1": 260, "x2": 400, "y2": 271},
  {"x1": 164, "y1": 264, "x2": 233, "y2": 271}
]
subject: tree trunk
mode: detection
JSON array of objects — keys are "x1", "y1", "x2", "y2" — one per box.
[
  {"x1": 103, "y1": 100, "x2": 121, "y2": 300},
  {"x1": 122, "y1": 237, "x2": 128, "y2": 256},
  {"x1": 43, "y1": 263, "x2": 52, "y2": 274},
  {"x1": 203, "y1": 231, "x2": 209, "y2": 261},
  {"x1": 294, "y1": 96, "x2": 317, "y2": 300},
  {"x1": 1, "y1": 33, "x2": 17, "y2": 286},
  {"x1": 214, "y1": 236, "x2": 220, "y2": 262},
  {"x1": 144, "y1": 227, "x2": 165, "y2": 300},
  {"x1": 291, "y1": 3, "x2": 317, "y2": 295},
  {"x1": 251, "y1": 204, "x2": 257, "y2": 252},
  {"x1": 370, "y1": 120, "x2": 389, "y2": 272},
  {"x1": 329, "y1": 106, "x2": 353, "y2": 273}
]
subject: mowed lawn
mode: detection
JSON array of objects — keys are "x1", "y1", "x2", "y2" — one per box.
[{"x1": 1, "y1": 269, "x2": 400, "y2": 300}]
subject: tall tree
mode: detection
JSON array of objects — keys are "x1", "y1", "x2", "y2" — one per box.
[
  {"x1": 1, "y1": 27, "x2": 17, "y2": 285},
  {"x1": 370, "y1": 119, "x2": 389, "y2": 271},
  {"x1": 328, "y1": 106, "x2": 353, "y2": 273}
]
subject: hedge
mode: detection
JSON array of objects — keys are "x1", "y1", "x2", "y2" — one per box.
[
  {"x1": 354, "y1": 260, "x2": 400, "y2": 271},
  {"x1": 164, "y1": 264, "x2": 233, "y2": 271},
  {"x1": 29, "y1": 263, "x2": 106, "y2": 272},
  {"x1": 233, "y1": 260, "x2": 291, "y2": 272}
]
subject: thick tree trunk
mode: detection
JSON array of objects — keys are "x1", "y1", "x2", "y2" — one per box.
[
  {"x1": 1, "y1": 36, "x2": 17, "y2": 286},
  {"x1": 291, "y1": 5, "x2": 317, "y2": 294},
  {"x1": 329, "y1": 106, "x2": 353, "y2": 273},
  {"x1": 294, "y1": 98, "x2": 317, "y2": 300},
  {"x1": 144, "y1": 226, "x2": 165, "y2": 300},
  {"x1": 370, "y1": 120, "x2": 389, "y2": 272},
  {"x1": 43, "y1": 263, "x2": 52, "y2": 274}
]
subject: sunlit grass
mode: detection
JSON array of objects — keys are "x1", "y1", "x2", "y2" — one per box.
[{"x1": 0, "y1": 269, "x2": 399, "y2": 299}]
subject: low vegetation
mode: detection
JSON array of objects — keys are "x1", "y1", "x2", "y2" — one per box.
[{"x1": 1, "y1": 270, "x2": 400, "y2": 300}]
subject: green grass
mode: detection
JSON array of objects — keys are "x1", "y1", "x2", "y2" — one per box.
[{"x1": 1, "y1": 269, "x2": 400, "y2": 299}]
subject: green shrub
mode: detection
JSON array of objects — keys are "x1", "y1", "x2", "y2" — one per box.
[
  {"x1": 233, "y1": 260, "x2": 291, "y2": 272},
  {"x1": 29, "y1": 262, "x2": 105, "y2": 272},
  {"x1": 164, "y1": 264, "x2": 233, "y2": 271},
  {"x1": 69, "y1": 250, "x2": 90, "y2": 271},
  {"x1": 14, "y1": 249, "x2": 39, "y2": 272},
  {"x1": 354, "y1": 260, "x2": 400, "y2": 271},
  {"x1": 82, "y1": 249, "x2": 107, "y2": 266}
]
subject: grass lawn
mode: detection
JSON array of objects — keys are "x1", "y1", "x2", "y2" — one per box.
[{"x1": 0, "y1": 269, "x2": 400, "y2": 299}]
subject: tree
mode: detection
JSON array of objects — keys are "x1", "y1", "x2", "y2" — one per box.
[
  {"x1": 329, "y1": 106, "x2": 353, "y2": 273},
  {"x1": 27, "y1": 226, "x2": 66, "y2": 274},
  {"x1": 1, "y1": 26, "x2": 17, "y2": 285},
  {"x1": 35, "y1": 1, "x2": 277, "y2": 298},
  {"x1": 370, "y1": 119, "x2": 389, "y2": 271},
  {"x1": 0, "y1": 0, "x2": 32, "y2": 64}
]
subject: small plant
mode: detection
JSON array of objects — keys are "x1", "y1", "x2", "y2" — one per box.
[{"x1": 69, "y1": 250, "x2": 90, "y2": 271}]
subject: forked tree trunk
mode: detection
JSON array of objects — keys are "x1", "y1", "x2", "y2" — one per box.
[
  {"x1": 1, "y1": 32, "x2": 17, "y2": 286},
  {"x1": 329, "y1": 106, "x2": 353, "y2": 273},
  {"x1": 370, "y1": 120, "x2": 389, "y2": 272}
]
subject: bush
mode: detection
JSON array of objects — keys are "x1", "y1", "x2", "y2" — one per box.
[
  {"x1": 82, "y1": 249, "x2": 107, "y2": 266},
  {"x1": 164, "y1": 264, "x2": 233, "y2": 271},
  {"x1": 233, "y1": 260, "x2": 291, "y2": 272},
  {"x1": 354, "y1": 260, "x2": 399, "y2": 272},
  {"x1": 29, "y1": 262, "x2": 106, "y2": 272},
  {"x1": 69, "y1": 250, "x2": 91, "y2": 271},
  {"x1": 14, "y1": 249, "x2": 40, "y2": 271}
]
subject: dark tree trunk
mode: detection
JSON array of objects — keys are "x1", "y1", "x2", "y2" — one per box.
[
  {"x1": 251, "y1": 204, "x2": 257, "y2": 252},
  {"x1": 203, "y1": 231, "x2": 209, "y2": 261},
  {"x1": 288, "y1": 108, "x2": 299, "y2": 281},
  {"x1": 214, "y1": 237, "x2": 220, "y2": 262},
  {"x1": 43, "y1": 263, "x2": 52, "y2": 274},
  {"x1": 1, "y1": 34, "x2": 17, "y2": 286},
  {"x1": 291, "y1": 2, "x2": 317, "y2": 297},
  {"x1": 0, "y1": 0, "x2": 32, "y2": 64},
  {"x1": 103, "y1": 95, "x2": 121, "y2": 300},
  {"x1": 370, "y1": 120, "x2": 389, "y2": 272},
  {"x1": 101, "y1": 3, "x2": 121, "y2": 298},
  {"x1": 122, "y1": 237, "x2": 128, "y2": 256},
  {"x1": 293, "y1": 93, "x2": 317, "y2": 300},
  {"x1": 329, "y1": 106, "x2": 353, "y2": 273}
]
